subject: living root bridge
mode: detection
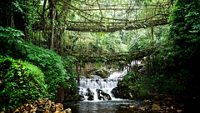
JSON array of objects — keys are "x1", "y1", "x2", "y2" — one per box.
[
  {"x1": 66, "y1": 19, "x2": 168, "y2": 32},
  {"x1": 64, "y1": 2, "x2": 170, "y2": 32},
  {"x1": 72, "y1": 46, "x2": 156, "y2": 63}
]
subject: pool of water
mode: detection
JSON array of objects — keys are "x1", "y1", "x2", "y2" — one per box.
[{"x1": 64, "y1": 100, "x2": 142, "y2": 113}]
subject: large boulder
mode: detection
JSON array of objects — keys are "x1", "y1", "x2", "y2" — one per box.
[
  {"x1": 96, "y1": 89, "x2": 111, "y2": 100},
  {"x1": 111, "y1": 87, "x2": 136, "y2": 99},
  {"x1": 111, "y1": 87, "x2": 120, "y2": 98},
  {"x1": 85, "y1": 88, "x2": 94, "y2": 100}
]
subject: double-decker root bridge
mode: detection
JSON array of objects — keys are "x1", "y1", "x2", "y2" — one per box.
[{"x1": 64, "y1": 1, "x2": 171, "y2": 62}]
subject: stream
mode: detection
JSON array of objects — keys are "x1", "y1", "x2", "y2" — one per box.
[
  {"x1": 64, "y1": 100, "x2": 142, "y2": 113},
  {"x1": 64, "y1": 68, "x2": 143, "y2": 113},
  {"x1": 64, "y1": 63, "x2": 185, "y2": 113}
]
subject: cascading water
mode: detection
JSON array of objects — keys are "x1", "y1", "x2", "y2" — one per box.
[{"x1": 78, "y1": 69, "x2": 127, "y2": 101}]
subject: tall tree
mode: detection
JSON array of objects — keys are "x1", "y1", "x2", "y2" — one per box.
[
  {"x1": 169, "y1": 0, "x2": 200, "y2": 111},
  {"x1": 0, "y1": 0, "x2": 25, "y2": 31}
]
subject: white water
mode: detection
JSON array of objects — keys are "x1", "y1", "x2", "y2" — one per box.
[
  {"x1": 79, "y1": 69, "x2": 127, "y2": 101},
  {"x1": 108, "y1": 69, "x2": 128, "y2": 79}
]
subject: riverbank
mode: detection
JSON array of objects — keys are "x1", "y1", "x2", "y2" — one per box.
[{"x1": 64, "y1": 94, "x2": 186, "y2": 113}]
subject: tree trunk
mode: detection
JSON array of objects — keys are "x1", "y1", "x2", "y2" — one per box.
[
  {"x1": 48, "y1": 0, "x2": 56, "y2": 50},
  {"x1": 50, "y1": 8, "x2": 55, "y2": 49},
  {"x1": 41, "y1": 0, "x2": 47, "y2": 47},
  {"x1": 10, "y1": 12, "x2": 14, "y2": 27},
  {"x1": 56, "y1": 86, "x2": 65, "y2": 103}
]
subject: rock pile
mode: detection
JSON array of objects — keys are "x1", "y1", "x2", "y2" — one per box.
[
  {"x1": 128, "y1": 97, "x2": 184, "y2": 113},
  {"x1": 13, "y1": 99, "x2": 71, "y2": 113}
]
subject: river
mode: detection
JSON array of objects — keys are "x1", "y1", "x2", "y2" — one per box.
[{"x1": 64, "y1": 100, "x2": 142, "y2": 113}]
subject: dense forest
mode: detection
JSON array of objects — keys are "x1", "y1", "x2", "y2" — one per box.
[{"x1": 0, "y1": 0, "x2": 200, "y2": 112}]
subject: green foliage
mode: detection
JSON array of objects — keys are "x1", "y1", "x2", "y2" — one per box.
[
  {"x1": 170, "y1": 1, "x2": 200, "y2": 66},
  {"x1": 0, "y1": 27, "x2": 25, "y2": 57},
  {"x1": 0, "y1": 56, "x2": 47, "y2": 110},
  {"x1": 62, "y1": 56, "x2": 77, "y2": 89},
  {"x1": 116, "y1": 0, "x2": 200, "y2": 100},
  {"x1": 15, "y1": 41, "x2": 69, "y2": 97},
  {"x1": 168, "y1": 0, "x2": 200, "y2": 97},
  {"x1": 118, "y1": 71, "x2": 186, "y2": 99},
  {"x1": 0, "y1": 34, "x2": 77, "y2": 99},
  {"x1": 169, "y1": 0, "x2": 200, "y2": 45},
  {"x1": 145, "y1": 75, "x2": 186, "y2": 95},
  {"x1": 118, "y1": 72, "x2": 147, "y2": 98},
  {"x1": 12, "y1": 0, "x2": 40, "y2": 32},
  {"x1": 143, "y1": 0, "x2": 200, "y2": 98},
  {"x1": 0, "y1": 26, "x2": 24, "y2": 39}
]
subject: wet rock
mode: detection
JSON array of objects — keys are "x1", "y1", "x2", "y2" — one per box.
[
  {"x1": 176, "y1": 109, "x2": 183, "y2": 113},
  {"x1": 13, "y1": 99, "x2": 71, "y2": 113},
  {"x1": 111, "y1": 87, "x2": 120, "y2": 98},
  {"x1": 65, "y1": 108, "x2": 72, "y2": 113},
  {"x1": 79, "y1": 95, "x2": 85, "y2": 101},
  {"x1": 96, "y1": 89, "x2": 111, "y2": 100},
  {"x1": 143, "y1": 99, "x2": 151, "y2": 104},
  {"x1": 129, "y1": 104, "x2": 136, "y2": 108},
  {"x1": 128, "y1": 95, "x2": 185, "y2": 113},
  {"x1": 152, "y1": 103, "x2": 161, "y2": 111},
  {"x1": 111, "y1": 87, "x2": 134, "y2": 99},
  {"x1": 85, "y1": 88, "x2": 94, "y2": 100},
  {"x1": 138, "y1": 66, "x2": 147, "y2": 75}
]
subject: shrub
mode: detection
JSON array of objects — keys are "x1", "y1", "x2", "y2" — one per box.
[
  {"x1": 0, "y1": 27, "x2": 77, "y2": 99},
  {"x1": 117, "y1": 72, "x2": 145, "y2": 98},
  {"x1": 0, "y1": 56, "x2": 47, "y2": 111}
]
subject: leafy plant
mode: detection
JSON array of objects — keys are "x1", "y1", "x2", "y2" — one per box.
[
  {"x1": 117, "y1": 72, "x2": 146, "y2": 98},
  {"x1": 62, "y1": 56, "x2": 77, "y2": 89},
  {"x1": 0, "y1": 56, "x2": 47, "y2": 111},
  {"x1": 168, "y1": 0, "x2": 200, "y2": 99},
  {"x1": 0, "y1": 33, "x2": 78, "y2": 99},
  {"x1": 0, "y1": 26, "x2": 24, "y2": 39},
  {"x1": 16, "y1": 41, "x2": 70, "y2": 98}
]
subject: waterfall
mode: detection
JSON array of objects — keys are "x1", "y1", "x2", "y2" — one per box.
[{"x1": 78, "y1": 69, "x2": 127, "y2": 101}]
